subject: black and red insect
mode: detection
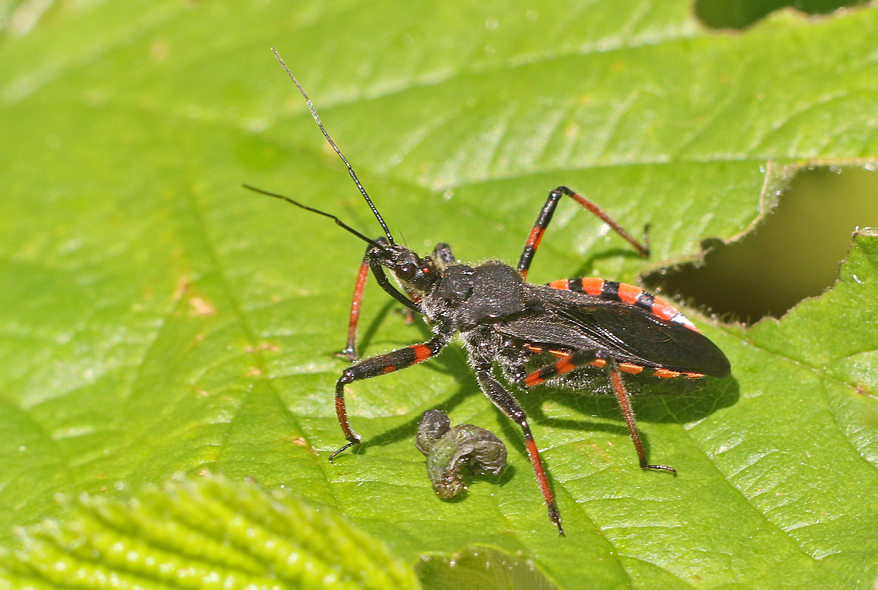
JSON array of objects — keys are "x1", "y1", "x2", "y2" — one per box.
[{"x1": 246, "y1": 49, "x2": 731, "y2": 535}]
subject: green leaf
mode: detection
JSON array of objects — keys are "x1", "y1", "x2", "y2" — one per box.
[
  {"x1": 1, "y1": 1, "x2": 877, "y2": 589},
  {"x1": 0, "y1": 474, "x2": 421, "y2": 589}
]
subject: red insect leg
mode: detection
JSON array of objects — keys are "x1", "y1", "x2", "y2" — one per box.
[
  {"x1": 338, "y1": 255, "x2": 371, "y2": 361},
  {"x1": 524, "y1": 349, "x2": 676, "y2": 474},
  {"x1": 517, "y1": 186, "x2": 649, "y2": 280}
]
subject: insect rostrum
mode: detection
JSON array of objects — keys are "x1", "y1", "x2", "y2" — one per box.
[{"x1": 245, "y1": 48, "x2": 731, "y2": 536}]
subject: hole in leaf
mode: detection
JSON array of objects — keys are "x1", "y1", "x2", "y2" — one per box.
[
  {"x1": 644, "y1": 166, "x2": 878, "y2": 324},
  {"x1": 694, "y1": 0, "x2": 869, "y2": 29}
]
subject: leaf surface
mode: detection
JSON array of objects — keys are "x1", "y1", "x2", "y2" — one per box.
[{"x1": 1, "y1": 1, "x2": 877, "y2": 588}]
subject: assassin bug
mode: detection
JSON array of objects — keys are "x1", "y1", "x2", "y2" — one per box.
[{"x1": 245, "y1": 48, "x2": 731, "y2": 535}]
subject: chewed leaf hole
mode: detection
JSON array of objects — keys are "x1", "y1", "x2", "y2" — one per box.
[
  {"x1": 645, "y1": 166, "x2": 878, "y2": 324},
  {"x1": 694, "y1": 0, "x2": 870, "y2": 30}
]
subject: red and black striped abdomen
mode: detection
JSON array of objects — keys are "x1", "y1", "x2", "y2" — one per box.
[{"x1": 548, "y1": 278, "x2": 699, "y2": 333}]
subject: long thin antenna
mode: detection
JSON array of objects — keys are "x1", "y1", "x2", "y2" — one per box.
[
  {"x1": 243, "y1": 184, "x2": 387, "y2": 250},
  {"x1": 270, "y1": 47, "x2": 395, "y2": 245}
]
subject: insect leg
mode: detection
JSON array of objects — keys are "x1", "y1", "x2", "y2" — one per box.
[
  {"x1": 473, "y1": 362, "x2": 564, "y2": 535},
  {"x1": 524, "y1": 350, "x2": 676, "y2": 475},
  {"x1": 338, "y1": 248, "x2": 371, "y2": 361},
  {"x1": 606, "y1": 361, "x2": 676, "y2": 475},
  {"x1": 431, "y1": 242, "x2": 456, "y2": 268},
  {"x1": 330, "y1": 335, "x2": 449, "y2": 462},
  {"x1": 517, "y1": 186, "x2": 650, "y2": 280},
  {"x1": 338, "y1": 240, "x2": 421, "y2": 361}
]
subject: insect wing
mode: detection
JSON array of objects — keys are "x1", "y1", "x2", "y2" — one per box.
[
  {"x1": 497, "y1": 288, "x2": 730, "y2": 378},
  {"x1": 555, "y1": 304, "x2": 730, "y2": 377}
]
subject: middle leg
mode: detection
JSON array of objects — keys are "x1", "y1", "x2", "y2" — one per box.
[{"x1": 473, "y1": 361, "x2": 564, "y2": 535}]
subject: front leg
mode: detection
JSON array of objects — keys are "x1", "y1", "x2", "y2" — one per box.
[
  {"x1": 337, "y1": 251, "x2": 372, "y2": 361},
  {"x1": 330, "y1": 335, "x2": 448, "y2": 461},
  {"x1": 338, "y1": 239, "x2": 421, "y2": 362}
]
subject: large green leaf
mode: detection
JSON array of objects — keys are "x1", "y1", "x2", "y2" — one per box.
[{"x1": 1, "y1": 1, "x2": 877, "y2": 588}]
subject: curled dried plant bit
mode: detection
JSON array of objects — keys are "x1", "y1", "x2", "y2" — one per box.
[
  {"x1": 416, "y1": 410, "x2": 507, "y2": 499},
  {"x1": 415, "y1": 409, "x2": 451, "y2": 455}
]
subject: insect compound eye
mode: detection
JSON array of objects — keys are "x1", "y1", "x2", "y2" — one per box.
[
  {"x1": 415, "y1": 410, "x2": 507, "y2": 499},
  {"x1": 397, "y1": 262, "x2": 417, "y2": 280}
]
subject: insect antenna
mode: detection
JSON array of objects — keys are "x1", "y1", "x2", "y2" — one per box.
[
  {"x1": 242, "y1": 184, "x2": 387, "y2": 250},
  {"x1": 270, "y1": 47, "x2": 395, "y2": 245}
]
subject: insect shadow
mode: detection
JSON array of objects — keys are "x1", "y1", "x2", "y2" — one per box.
[
  {"x1": 573, "y1": 246, "x2": 651, "y2": 275},
  {"x1": 341, "y1": 298, "x2": 399, "y2": 360},
  {"x1": 521, "y1": 374, "x2": 739, "y2": 458},
  {"x1": 346, "y1": 304, "x2": 738, "y2": 469}
]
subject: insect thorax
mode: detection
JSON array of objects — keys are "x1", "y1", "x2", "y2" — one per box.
[{"x1": 421, "y1": 261, "x2": 530, "y2": 330}]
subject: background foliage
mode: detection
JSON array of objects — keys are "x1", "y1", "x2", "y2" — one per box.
[{"x1": 1, "y1": 0, "x2": 877, "y2": 588}]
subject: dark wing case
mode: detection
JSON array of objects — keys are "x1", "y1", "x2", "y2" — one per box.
[{"x1": 498, "y1": 286, "x2": 730, "y2": 378}]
